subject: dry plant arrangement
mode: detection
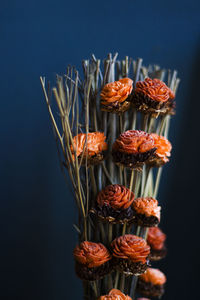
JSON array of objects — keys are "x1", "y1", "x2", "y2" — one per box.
[{"x1": 40, "y1": 53, "x2": 180, "y2": 300}]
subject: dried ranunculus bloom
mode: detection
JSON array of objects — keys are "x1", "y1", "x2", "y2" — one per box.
[
  {"x1": 133, "y1": 78, "x2": 175, "y2": 115},
  {"x1": 99, "y1": 289, "x2": 132, "y2": 300},
  {"x1": 148, "y1": 133, "x2": 172, "y2": 166},
  {"x1": 139, "y1": 268, "x2": 166, "y2": 285},
  {"x1": 100, "y1": 78, "x2": 133, "y2": 113},
  {"x1": 70, "y1": 132, "x2": 107, "y2": 165},
  {"x1": 113, "y1": 130, "x2": 155, "y2": 154},
  {"x1": 112, "y1": 130, "x2": 156, "y2": 169},
  {"x1": 111, "y1": 234, "x2": 150, "y2": 264},
  {"x1": 137, "y1": 268, "x2": 166, "y2": 298},
  {"x1": 92, "y1": 184, "x2": 135, "y2": 224},
  {"x1": 97, "y1": 184, "x2": 134, "y2": 210},
  {"x1": 132, "y1": 197, "x2": 161, "y2": 227},
  {"x1": 111, "y1": 234, "x2": 150, "y2": 276},
  {"x1": 147, "y1": 227, "x2": 166, "y2": 251},
  {"x1": 147, "y1": 227, "x2": 167, "y2": 261},
  {"x1": 101, "y1": 78, "x2": 133, "y2": 104},
  {"x1": 135, "y1": 78, "x2": 174, "y2": 103},
  {"x1": 73, "y1": 241, "x2": 111, "y2": 268},
  {"x1": 73, "y1": 241, "x2": 112, "y2": 281}
]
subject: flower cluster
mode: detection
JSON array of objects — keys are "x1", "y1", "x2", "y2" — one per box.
[
  {"x1": 42, "y1": 56, "x2": 179, "y2": 300},
  {"x1": 112, "y1": 130, "x2": 171, "y2": 169},
  {"x1": 70, "y1": 75, "x2": 175, "y2": 297}
]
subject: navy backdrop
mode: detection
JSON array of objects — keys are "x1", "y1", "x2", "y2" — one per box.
[{"x1": 1, "y1": 0, "x2": 200, "y2": 299}]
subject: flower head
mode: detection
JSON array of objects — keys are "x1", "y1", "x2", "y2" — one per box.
[
  {"x1": 135, "y1": 78, "x2": 175, "y2": 103},
  {"x1": 150, "y1": 133, "x2": 172, "y2": 164},
  {"x1": 147, "y1": 227, "x2": 166, "y2": 250},
  {"x1": 73, "y1": 241, "x2": 111, "y2": 268},
  {"x1": 139, "y1": 268, "x2": 166, "y2": 285},
  {"x1": 99, "y1": 289, "x2": 132, "y2": 300},
  {"x1": 101, "y1": 78, "x2": 133, "y2": 105},
  {"x1": 70, "y1": 132, "x2": 107, "y2": 159},
  {"x1": 97, "y1": 184, "x2": 134, "y2": 210},
  {"x1": 112, "y1": 130, "x2": 155, "y2": 154},
  {"x1": 132, "y1": 197, "x2": 161, "y2": 220},
  {"x1": 111, "y1": 234, "x2": 150, "y2": 264}
]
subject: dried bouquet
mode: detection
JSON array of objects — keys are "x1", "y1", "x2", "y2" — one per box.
[{"x1": 40, "y1": 53, "x2": 180, "y2": 299}]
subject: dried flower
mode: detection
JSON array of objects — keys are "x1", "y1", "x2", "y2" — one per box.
[
  {"x1": 139, "y1": 268, "x2": 166, "y2": 285},
  {"x1": 111, "y1": 234, "x2": 150, "y2": 264},
  {"x1": 70, "y1": 132, "x2": 107, "y2": 162},
  {"x1": 91, "y1": 184, "x2": 135, "y2": 224},
  {"x1": 133, "y1": 197, "x2": 161, "y2": 220},
  {"x1": 97, "y1": 184, "x2": 134, "y2": 210},
  {"x1": 73, "y1": 241, "x2": 111, "y2": 268},
  {"x1": 132, "y1": 78, "x2": 175, "y2": 116},
  {"x1": 147, "y1": 227, "x2": 166, "y2": 251},
  {"x1": 135, "y1": 78, "x2": 174, "y2": 103},
  {"x1": 101, "y1": 78, "x2": 133, "y2": 105},
  {"x1": 99, "y1": 289, "x2": 132, "y2": 300},
  {"x1": 112, "y1": 130, "x2": 156, "y2": 169},
  {"x1": 113, "y1": 130, "x2": 155, "y2": 154},
  {"x1": 137, "y1": 268, "x2": 166, "y2": 298},
  {"x1": 149, "y1": 133, "x2": 172, "y2": 165}
]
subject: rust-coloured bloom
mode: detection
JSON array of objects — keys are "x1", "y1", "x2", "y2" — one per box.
[
  {"x1": 101, "y1": 78, "x2": 133, "y2": 105},
  {"x1": 73, "y1": 241, "x2": 111, "y2": 268},
  {"x1": 139, "y1": 268, "x2": 166, "y2": 285},
  {"x1": 70, "y1": 132, "x2": 107, "y2": 159},
  {"x1": 132, "y1": 197, "x2": 161, "y2": 220},
  {"x1": 99, "y1": 289, "x2": 132, "y2": 300},
  {"x1": 97, "y1": 184, "x2": 134, "y2": 210},
  {"x1": 150, "y1": 133, "x2": 172, "y2": 164},
  {"x1": 112, "y1": 130, "x2": 155, "y2": 154},
  {"x1": 135, "y1": 78, "x2": 175, "y2": 103},
  {"x1": 111, "y1": 234, "x2": 150, "y2": 264},
  {"x1": 147, "y1": 227, "x2": 166, "y2": 251}
]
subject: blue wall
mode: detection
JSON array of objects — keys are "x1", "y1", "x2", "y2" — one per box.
[{"x1": 1, "y1": 0, "x2": 200, "y2": 299}]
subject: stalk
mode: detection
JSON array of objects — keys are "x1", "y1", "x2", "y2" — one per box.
[
  {"x1": 114, "y1": 271, "x2": 120, "y2": 289},
  {"x1": 130, "y1": 276, "x2": 138, "y2": 298},
  {"x1": 120, "y1": 274, "x2": 125, "y2": 292},
  {"x1": 153, "y1": 167, "x2": 163, "y2": 198},
  {"x1": 108, "y1": 223, "x2": 113, "y2": 244}
]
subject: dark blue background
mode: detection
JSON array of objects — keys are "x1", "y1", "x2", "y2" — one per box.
[{"x1": 1, "y1": 0, "x2": 200, "y2": 299}]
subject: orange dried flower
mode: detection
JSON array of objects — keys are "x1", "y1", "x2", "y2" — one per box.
[
  {"x1": 147, "y1": 227, "x2": 166, "y2": 251},
  {"x1": 73, "y1": 241, "x2": 111, "y2": 268},
  {"x1": 112, "y1": 130, "x2": 155, "y2": 154},
  {"x1": 101, "y1": 78, "x2": 133, "y2": 105},
  {"x1": 132, "y1": 197, "x2": 161, "y2": 220},
  {"x1": 111, "y1": 234, "x2": 150, "y2": 264},
  {"x1": 97, "y1": 184, "x2": 134, "y2": 210},
  {"x1": 99, "y1": 289, "x2": 132, "y2": 300},
  {"x1": 135, "y1": 78, "x2": 175, "y2": 103},
  {"x1": 150, "y1": 133, "x2": 172, "y2": 163},
  {"x1": 139, "y1": 268, "x2": 166, "y2": 285},
  {"x1": 70, "y1": 132, "x2": 107, "y2": 159}
]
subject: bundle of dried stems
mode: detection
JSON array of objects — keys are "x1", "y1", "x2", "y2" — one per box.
[{"x1": 40, "y1": 53, "x2": 180, "y2": 300}]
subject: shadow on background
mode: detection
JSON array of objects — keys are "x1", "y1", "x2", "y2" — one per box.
[{"x1": 160, "y1": 42, "x2": 200, "y2": 299}]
